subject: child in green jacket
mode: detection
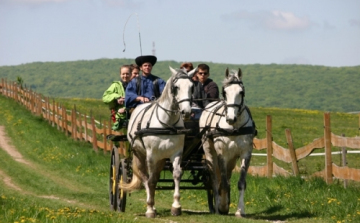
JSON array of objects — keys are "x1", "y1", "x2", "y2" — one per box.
[{"x1": 102, "y1": 65, "x2": 131, "y2": 130}]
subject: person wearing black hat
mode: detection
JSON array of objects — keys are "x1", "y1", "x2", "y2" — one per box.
[{"x1": 125, "y1": 55, "x2": 166, "y2": 109}]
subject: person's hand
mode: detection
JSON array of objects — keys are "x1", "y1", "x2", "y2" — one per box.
[
  {"x1": 118, "y1": 108, "x2": 126, "y2": 113},
  {"x1": 137, "y1": 96, "x2": 149, "y2": 103},
  {"x1": 117, "y1": 97, "x2": 125, "y2": 105}
]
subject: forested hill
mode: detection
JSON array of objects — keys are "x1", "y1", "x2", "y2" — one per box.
[{"x1": 0, "y1": 58, "x2": 359, "y2": 112}]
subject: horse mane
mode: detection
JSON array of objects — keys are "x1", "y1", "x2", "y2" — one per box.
[
  {"x1": 157, "y1": 69, "x2": 188, "y2": 104},
  {"x1": 222, "y1": 69, "x2": 240, "y2": 86}
]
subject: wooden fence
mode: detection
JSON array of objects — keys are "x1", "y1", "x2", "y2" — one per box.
[
  {"x1": 0, "y1": 79, "x2": 125, "y2": 154},
  {"x1": 1, "y1": 79, "x2": 360, "y2": 185},
  {"x1": 249, "y1": 114, "x2": 360, "y2": 185}
]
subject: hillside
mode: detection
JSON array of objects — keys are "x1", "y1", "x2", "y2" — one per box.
[
  {"x1": 1, "y1": 93, "x2": 360, "y2": 223},
  {"x1": 0, "y1": 59, "x2": 359, "y2": 112}
]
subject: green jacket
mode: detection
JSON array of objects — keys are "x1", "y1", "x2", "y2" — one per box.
[{"x1": 102, "y1": 81, "x2": 126, "y2": 120}]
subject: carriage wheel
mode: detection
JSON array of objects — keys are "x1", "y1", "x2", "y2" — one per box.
[
  {"x1": 109, "y1": 146, "x2": 119, "y2": 211},
  {"x1": 116, "y1": 158, "x2": 128, "y2": 212}
]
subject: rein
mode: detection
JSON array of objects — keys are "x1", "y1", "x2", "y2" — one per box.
[
  {"x1": 203, "y1": 76, "x2": 256, "y2": 139},
  {"x1": 130, "y1": 71, "x2": 193, "y2": 146}
]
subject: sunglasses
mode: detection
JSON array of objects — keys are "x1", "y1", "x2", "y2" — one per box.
[{"x1": 197, "y1": 72, "x2": 208, "y2": 75}]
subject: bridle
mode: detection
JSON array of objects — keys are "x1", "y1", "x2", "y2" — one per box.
[
  {"x1": 222, "y1": 79, "x2": 245, "y2": 116},
  {"x1": 171, "y1": 72, "x2": 194, "y2": 105},
  {"x1": 156, "y1": 71, "x2": 193, "y2": 114}
]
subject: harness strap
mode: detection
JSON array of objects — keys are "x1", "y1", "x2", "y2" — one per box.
[
  {"x1": 207, "y1": 126, "x2": 256, "y2": 138},
  {"x1": 135, "y1": 127, "x2": 191, "y2": 136}
]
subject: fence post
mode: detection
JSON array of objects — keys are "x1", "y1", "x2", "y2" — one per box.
[
  {"x1": 324, "y1": 112, "x2": 333, "y2": 184},
  {"x1": 56, "y1": 102, "x2": 60, "y2": 130},
  {"x1": 266, "y1": 115, "x2": 273, "y2": 178},
  {"x1": 91, "y1": 116, "x2": 98, "y2": 152},
  {"x1": 341, "y1": 133, "x2": 348, "y2": 188},
  {"x1": 79, "y1": 113, "x2": 83, "y2": 141},
  {"x1": 5, "y1": 79, "x2": 8, "y2": 97},
  {"x1": 39, "y1": 94, "x2": 43, "y2": 116},
  {"x1": 63, "y1": 105, "x2": 67, "y2": 135},
  {"x1": 52, "y1": 99, "x2": 55, "y2": 127},
  {"x1": 44, "y1": 97, "x2": 48, "y2": 120},
  {"x1": 84, "y1": 113, "x2": 88, "y2": 142},
  {"x1": 30, "y1": 88, "x2": 33, "y2": 112},
  {"x1": 285, "y1": 128, "x2": 300, "y2": 176},
  {"x1": 103, "y1": 120, "x2": 107, "y2": 153},
  {"x1": 14, "y1": 83, "x2": 18, "y2": 102}
]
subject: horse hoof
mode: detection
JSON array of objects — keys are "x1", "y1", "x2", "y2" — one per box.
[
  {"x1": 219, "y1": 210, "x2": 229, "y2": 215},
  {"x1": 145, "y1": 212, "x2": 156, "y2": 218},
  {"x1": 235, "y1": 211, "x2": 245, "y2": 218},
  {"x1": 171, "y1": 207, "x2": 182, "y2": 216},
  {"x1": 145, "y1": 210, "x2": 156, "y2": 218}
]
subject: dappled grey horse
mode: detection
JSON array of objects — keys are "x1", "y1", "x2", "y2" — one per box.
[
  {"x1": 199, "y1": 68, "x2": 256, "y2": 217},
  {"x1": 121, "y1": 67, "x2": 196, "y2": 218}
]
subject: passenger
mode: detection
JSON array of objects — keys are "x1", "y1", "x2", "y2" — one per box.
[
  {"x1": 130, "y1": 63, "x2": 140, "y2": 80},
  {"x1": 125, "y1": 55, "x2": 166, "y2": 109},
  {"x1": 102, "y1": 65, "x2": 131, "y2": 130},
  {"x1": 180, "y1": 62, "x2": 197, "y2": 81},
  {"x1": 191, "y1": 63, "x2": 219, "y2": 119}
]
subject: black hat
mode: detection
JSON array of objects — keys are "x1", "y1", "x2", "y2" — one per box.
[{"x1": 135, "y1": 55, "x2": 157, "y2": 66}]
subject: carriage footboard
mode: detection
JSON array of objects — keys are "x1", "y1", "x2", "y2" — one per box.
[{"x1": 107, "y1": 134, "x2": 128, "y2": 142}]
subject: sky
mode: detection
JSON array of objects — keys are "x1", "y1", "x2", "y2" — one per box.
[{"x1": 1, "y1": 0, "x2": 360, "y2": 67}]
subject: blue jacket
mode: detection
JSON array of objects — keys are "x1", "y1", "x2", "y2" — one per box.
[{"x1": 125, "y1": 74, "x2": 166, "y2": 108}]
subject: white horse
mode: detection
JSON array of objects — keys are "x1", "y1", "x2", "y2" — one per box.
[
  {"x1": 121, "y1": 67, "x2": 196, "y2": 218},
  {"x1": 199, "y1": 68, "x2": 256, "y2": 217}
]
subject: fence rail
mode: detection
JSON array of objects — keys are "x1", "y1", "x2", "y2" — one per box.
[{"x1": 1, "y1": 79, "x2": 360, "y2": 185}]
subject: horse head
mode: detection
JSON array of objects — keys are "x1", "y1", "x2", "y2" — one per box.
[
  {"x1": 222, "y1": 68, "x2": 245, "y2": 124},
  {"x1": 169, "y1": 66, "x2": 196, "y2": 119}
]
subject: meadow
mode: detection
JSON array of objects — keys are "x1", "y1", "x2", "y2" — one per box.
[{"x1": 0, "y1": 95, "x2": 360, "y2": 223}]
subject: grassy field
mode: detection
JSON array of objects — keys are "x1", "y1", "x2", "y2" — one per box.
[
  {"x1": 56, "y1": 97, "x2": 360, "y2": 173},
  {"x1": 0, "y1": 95, "x2": 360, "y2": 223}
]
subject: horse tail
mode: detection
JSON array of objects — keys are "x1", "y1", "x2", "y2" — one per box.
[{"x1": 120, "y1": 155, "x2": 143, "y2": 192}]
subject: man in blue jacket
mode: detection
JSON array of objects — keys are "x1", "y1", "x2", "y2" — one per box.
[{"x1": 125, "y1": 55, "x2": 166, "y2": 109}]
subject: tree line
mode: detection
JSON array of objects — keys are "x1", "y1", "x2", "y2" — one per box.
[{"x1": 0, "y1": 58, "x2": 359, "y2": 112}]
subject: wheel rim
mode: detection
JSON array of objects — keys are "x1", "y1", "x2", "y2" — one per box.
[
  {"x1": 109, "y1": 146, "x2": 119, "y2": 211},
  {"x1": 117, "y1": 159, "x2": 127, "y2": 212}
]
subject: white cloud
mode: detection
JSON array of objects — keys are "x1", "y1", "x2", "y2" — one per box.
[
  {"x1": 266, "y1": 11, "x2": 310, "y2": 30},
  {"x1": 222, "y1": 10, "x2": 311, "y2": 31},
  {"x1": 349, "y1": 19, "x2": 360, "y2": 28}
]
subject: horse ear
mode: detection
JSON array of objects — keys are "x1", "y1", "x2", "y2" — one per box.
[
  {"x1": 238, "y1": 68, "x2": 242, "y2": 79},
  {"x1": 188, "y1": 67, "x2": 197, "y2": 78},
  {"x1": 169, "y1": 66, "x2": 177, "y2": 75},
  {"x1": 225, "y1": 68, "x2": 229, "y2": 78}
]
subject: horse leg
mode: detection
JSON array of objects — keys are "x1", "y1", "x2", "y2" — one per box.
[
  {"x1": 145, "y1": 156, "x2": 157, "y2": 218},
  {"x1": 217, "y1": 155, "x2": 230, "y2": 215},
  {"x1": 204, "y1": 140, "x2": 220, "y2": 214},
  {"x1": 170, "y1": 154, "x2": 182, "y2": 216},
  {"x1": 235, "y1": 157, "x2": 251, "y2": 217}
]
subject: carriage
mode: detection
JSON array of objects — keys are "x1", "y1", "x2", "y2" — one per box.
[
  {"x1": 107, "y1": 67, "x2": 256, "y2": 218},
  {"x1": 107, "y1": 117, "x2": 214, "y2": 212}
]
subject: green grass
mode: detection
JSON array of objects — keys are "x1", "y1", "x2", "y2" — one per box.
[
  {"x1": 1, "y1": 95, "x2": 360, "y2": 222},
  {"x1": 57, "y1": 97, "x2": 360, "y2": 174}
]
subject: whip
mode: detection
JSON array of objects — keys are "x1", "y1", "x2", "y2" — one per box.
[{"x1": 122, "y1": 13, "x2": 142, "y2": 55}]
